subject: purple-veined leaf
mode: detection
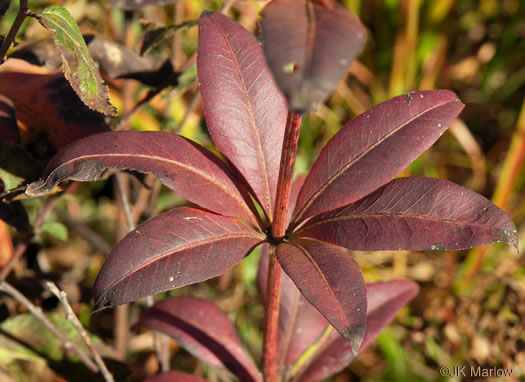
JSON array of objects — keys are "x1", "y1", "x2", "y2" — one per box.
[
  {"x1": 138, "y1": 296, "x2": 262, "y2": 382},
  {"x1": 197, "y1": 12, "x2": 288, "y2": 219},
  {"x1": 295, "y1": 177, "x2": 518, "y2": 251},
  {"x1": 292, "y1": 90, "x2": 465, "y2": 226},
  {"x1": 25, "y1": 131, "x2": 256, "y2": 223},
  {"x1": 93, "y1": 207, "x2": 264, "y2": 310},
  {"x1": 275, "y1": 238, "x2": 366, "y2": 355},
  {"x1": 260, "y1": 0, "x2": 366, "y2": 113},
  {"x1": 257, "y1": 244, "x2": 329, "y2": 366},
  {"x1": 297, "y1": 280, "x2": 419, "y2": 382},
  {"x1": 143, "y1": 371, "x2": 208, "y2": 382}
]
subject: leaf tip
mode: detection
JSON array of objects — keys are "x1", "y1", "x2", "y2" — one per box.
[
  {"x1": 496, "y1": 227, "x2": 519, "y2": 253},
  {"x1": 343, "y1": 323, "x2": 366, "y2": 357}
]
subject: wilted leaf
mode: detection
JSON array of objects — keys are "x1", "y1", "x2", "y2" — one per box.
[
  {"x1": 198, "y1": 12, "x2": 288, "y2": 219},
  {"x1": 25, "y1": 131, "x2": 256, "y2": 222},
  {"x1": 276, "y1": 238, "x2": 367, "y2": 355},
  {"x1": 93, "y1": 207, "x2": 263, "y2": 310},
  {"x1": 144, "y1": 371, "x2": 208, "y2": 382},
  {"x1": 292, "y1": 90, "x2": 465, "y2": 225},
  {"x1": 260, "y1": 0, "x2": 366, "y2": 113},
  {"x1": 138, "y1": 296, "x2": 262, "y2": 382},
  {"x1": 295, "y1": 177, "x2": 519, "y2": 251},
  {"x1": 87, "y1": 37, "x2": 175, "y2": 87},
  {"x1": 0, "y1": 313, "x2": 101, "y2": 362},
  {"x1": 140, "y1": 20, "x2": 198, "y2": 56},
  {"x1": 39, "y1": 6, "x2": 117, "y2": 116},
  {"x1": 297, "y1": 280, "x2": 419, "y2": 382},
  {"x1": 0, "y1": 59, "x2": 109, "y2": 157}
]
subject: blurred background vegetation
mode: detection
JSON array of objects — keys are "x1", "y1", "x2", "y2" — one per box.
[{"x1": 0, "y1": 0, "x2": 524, "y2": 381}]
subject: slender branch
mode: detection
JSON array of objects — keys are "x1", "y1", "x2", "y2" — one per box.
[
  {"x1": 264, "y1": 112, "x2": 302, "y2": 382},
  {"x1": 47, "y1": 282, "x2": 114, "y2": 382},
  {"x1": 0, "y1": 280, "x2": 98, "y2": 372},
  {"x1": 0, "y1": 0, "x2": 29, "y2": 64},
  {"x1": 263, "y1": 247, "x2": 282, "y2": 382}
]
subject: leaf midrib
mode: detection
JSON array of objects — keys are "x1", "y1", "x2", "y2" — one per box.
[
  {"x1": 209, "y1": 14, "x2": 273, "y2": 217},
  {"x1": 105, "y1": 232, "x2": 263, "y2": 293},
  {"x1": 288, "y1": 241, "x2": 349, "y2": 331},
  {"x1": 293, "y1": 96, "x2": 459, "y2": 225},
  {"x1": 43, "y1": 153, "x2": 253, "y2": 218}
]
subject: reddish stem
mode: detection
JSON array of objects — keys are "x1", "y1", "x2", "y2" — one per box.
[{"x1": 263, "y1": 112, "x2": 302, "y2": 382}]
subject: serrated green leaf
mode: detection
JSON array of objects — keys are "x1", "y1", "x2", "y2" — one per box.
[
  {"x1": 41, "y1": 221, "x2": 68, "y2": 241},
  {"x1": 38, "y1": 6, "x2": 117, "y2": 116}
]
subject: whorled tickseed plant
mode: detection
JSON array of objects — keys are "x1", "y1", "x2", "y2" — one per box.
[{"x1": 26, "y1": 4, "x2": 517, "y2": 382}]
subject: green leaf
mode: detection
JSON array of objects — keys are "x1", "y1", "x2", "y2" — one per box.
[
  {"x1": 38, "y1": 6, "x2": 117, "y2": 116},
  {"x1": 41, "y1": 221, "x2": 69, "y2": 241}
]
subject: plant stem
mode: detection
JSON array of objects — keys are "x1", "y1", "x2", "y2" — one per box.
[
  {"x1": 263, "y1": 112, "x2": 302, "y2": 382},
  {"x1": 47, "y1": 282, "x2": 115, "y2": 382},
  {"x1": 0, "y1": 0, "x2": 29, "y2": 64}
]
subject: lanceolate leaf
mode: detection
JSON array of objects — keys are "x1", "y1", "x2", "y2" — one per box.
[
  {"x1": 93, "y1": 207, "x2": 264, "y2": 310},
  {"x1": 139, "y1": 296, "x2": 262, "y2": 382},
  {"x1": 298, "y1": 280, "x2": 419, "y2": 382},
  {"x1": 198, "y1": 12, "x2": 288, "y2": 219},
  {"x1": 260, "y1": 0, "x2": 366, "y2": 113},
  {"x1": 295, "y1": 177, "x2": 519, "y2": 251},
  {"x1": 292, "y1": 90, "x2": 465, "y2": 226},
  {"x1": 39, "y1": 6, "x2": 117, "y2": 116},
  {"x1": 258, "y1": 245, "x2": 329, "y2": 366},
  {"x1": 276, "y1": 238, "x2": 366, "y2": 355},
  {"x1": 25, "y1": 131, "x2": 256, "y2": 223}
]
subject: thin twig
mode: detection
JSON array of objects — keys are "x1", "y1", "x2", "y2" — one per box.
[
  {"x1": 55, "y1": 208, "x2": 112, "y2": 255},
  {"x1": 47, "y1": 282, "x2": 115, "y2": 382},
  {"x1": 0, "y1": 0, "x2": 29, "y2": 64},
  {"x1": 0, "y1": 280, "x2": 98, "y2": 372}
]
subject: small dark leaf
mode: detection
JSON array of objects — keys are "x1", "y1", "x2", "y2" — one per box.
[
  {"x1": 198, "y1": 12, "x2": 288, "y2": 219},
  {"x1": 93, "y1": 207, "x2": 263, "y2": 310},
  {"x1": 140, "y1": 20, "x2": 198, "y2": 56},
  {"x1": 38, "y1": 6, "x2": 117, "y2": 116},
  {"x1": 260, "y1": 0, "x2": 366, "y2": 113},
  {"x1": 144, "y1": 371, "x2": 208, "y2": 382},
  {"x1": 0, "y1": 200, "x2": 30, "y2": 231},
  {"x1": 138, "y1": 296, "x2": 262, "y2": 382},
  {"x1": 298, "y1": 280, "x2": 419, "y2": 382},
  {"x1": 25, "y1": 131, "x2": 256, "y2": 222},
  {"x1": 292, "y1": 90, "x2": 465, "y2": 225},
  {"x1": 108, "y1": 0, "x2": 178, "y2": 10},
  {"x1": 296, "y1": 177, "x2": 519, "y2": 251},
  {"x1": 276, "y1": 238, "x2": 366, "y2": 355}
]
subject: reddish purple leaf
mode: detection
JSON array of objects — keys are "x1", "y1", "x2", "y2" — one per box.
[
  {"x1": 25, "y1": 131, "x2": 256, "y2": 223},
  {"x1": 298, "y1": 280, "x2": 419, "y2": 382},
  {"x1": 257, "y1": 244, "x2": 328, "y2": 365},
  {"x1": 260, "y1": 0, "x2": 366, "y2": 113},
  {"x1": 138, "y1": 296, "x2": 262, "y2": 382},
  {"x1": 275, "y1": 238, "x2": 366, "y2": 355},
  {"x1": 93, "y1": 207, "x2": 263, "y2": 310},
  {"x1": 197, "y1": 12, "x2": 288, "y2": 219},
  {"x1": 143, "y1": 371, "x2": 208, "y2": 382},
  {"x1": 292, "y1": 90, "x2": 465, "y2": 225},
  {"x1": 295, "y1": 177, "x2": 519, "y2": 251}
]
